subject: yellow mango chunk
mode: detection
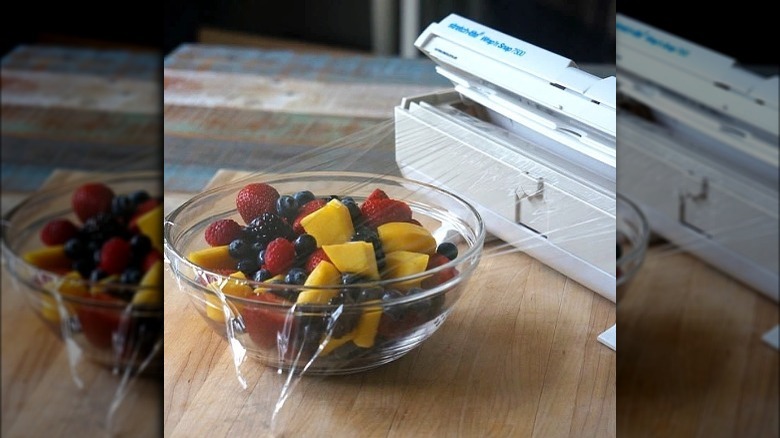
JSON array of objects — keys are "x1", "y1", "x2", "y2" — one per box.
[
  {"x1": 352, "y1": 303, "x2": 382, "y2": 348},
  {"x1": 205, "y1": 271, "x2": 252, "y2": 320},
  {"x1": 322, "y1": 241, "x2": 379, "y2": 280},
  {"x1": 297, "y1": 261, "x2": 341, "y2": 304},
  {"x1": 188, "y1": 245, "x2": 236, "y2": 271},
  {"x1": 43, "y1": 271, "x2": 89, "y2": 297},
  {"x1": 90, "y1": 274, "x2": 121, "y2": 296},
  {"x1": 136, "y1": 204, "x2": 163, "y2": 251},
  {"x1": 301, "y1": 199, "x2": 354, "y2": 247},
  {"x1": 252, "y1": 274, "x2": 285, "y2": 295},
  {"x1": 383, "y1": 250, "x2": 430, "y2": 291},
  {"x1": 377, "y1": 222, "x2": 436, "y2": 255},
  {"x1": 132, "y1": 260, "x2": 164, "y2": 306},
  {"x1": 23, "y1": 245, "x2": 71, "y2": 271}
]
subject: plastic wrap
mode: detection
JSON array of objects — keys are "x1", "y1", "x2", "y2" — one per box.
[
  {"x1": 164, "y1": 96, "x2": 617, "y2": 433},
  {"x1": 1, "y1": 162, "x2": 162, "y2": 435}
]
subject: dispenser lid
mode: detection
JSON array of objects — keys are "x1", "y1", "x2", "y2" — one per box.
[{"x1": 414, "y1": 14, "x2": 616, "y2": 137}]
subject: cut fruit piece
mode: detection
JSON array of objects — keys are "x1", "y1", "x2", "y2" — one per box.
[
  {"x1": 242, "y1": 292, "x2": 293, "y2": 349},
  {"x1": 22, "y1": 245, "x2": 71, "y2": 271},
  {"x1": 135, "y1": 204, "x2": 163, "y2": 251},
  {"x1": 352, "y1": 302, "x2": 382, "y2": 348},
  {"x1": 383, "y1": 250, "x2": 430, "y2": 291},
  {"x1": 132, "y1": 260, "x2": 164, "y2": 306},
  {"x1": 300, "y1": 199, "x2": 354, "y2": 247},
  {"x1": 43, "y1": 271, "x2": 89, "y2": 298},
  {"x1": 188, "y1": 245, "x2": 236, "y2": 271},
  {"x1": 322, "y1": 241, "x2": 380, "y2": 280},
  {"x1": 377, "y1": 222, "x2": 437, "y2": 254},
  {"x1": 297, "y1": 261, "x2": 341, "y2": 305},
  {"x1": 319, "y1": 332, "x2": 355, "y2": 356},
  {"x1": 204, "y1": 271, "x2": 252, "y2": 321}
]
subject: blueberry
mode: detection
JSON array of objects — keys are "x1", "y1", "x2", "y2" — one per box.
[
  {"x1": 358, "y1": 287, "x2": 385, "y2": 302},
  {"x1": 93, "y1": 248, "x2": 102, "y2": 264},
  {"x1": 73, "y1": 258, "x2": 94, "y2": 278},
  {"x1": 130, "y1": 234, "x2": 152, "y2": 257},
  {"x1": 285, "y1": 267, "x2": 308, "y2": 285},
  {"x1": 256, "y1": 249, "x2": 266, "y2": 266},
  {"x1": 617, "y1": 243, "x2": 623, "y2": 260},
  {"x1": 64, "y1": 238, "x2": 86, "y2": 259},
  {"x1": 111, "y1": 194, "x2": 135, "y2": 218},
  {"x1": 228, "y1": 238, "x2": 251, "y2": 259},
  {"x1": 341, "y1": 197, "x2": 361, "y2": 221},
  {"x1": 293, "y1": 234, "x2": 316, "y2": 258},
  {"x1": 253, "y1": 268, "x2": 272, "y2": 282},
  {"x1": 381, "y1": 289, "x2": 404, "y2": 301},
  {"x1": 251, "y1": 241, "x2": 266, "y2": 255},
  {"x1": 293, "y1": 190, "x2": 315, "y2": 206},
  {"x1": 276, "y1": 195, "x2": 299, "y2": 219},
  {"x1": 341, "y1": 273, "x2": 366, "y2": 285},
  {"x1": 90, "y1": 268, "x2": 108, "y2": 282},
  {"x1": 130, "y1": 190, "x2": 151, "y2": 205},
  {"x1": 237, "y1": 258, "x2": 259, "y2": 276},
  {"x1": 120, "y1": 267, "x2": 143, "y2": 284},
  {"x1": 436, "y1": 242, "x2": 458, "y2": 261}
]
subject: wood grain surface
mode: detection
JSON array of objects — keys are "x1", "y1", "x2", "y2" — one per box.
[{"x1": 162, "y1": 170, "x2": 617, "y2": 437}]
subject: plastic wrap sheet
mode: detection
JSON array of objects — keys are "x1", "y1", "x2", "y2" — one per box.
[
  {"x1": 164, "y1": 108, "x2": 617, "y2": 435},
  {"x1": 1, "y1": 153, "x2": 162, "y2": 436}
]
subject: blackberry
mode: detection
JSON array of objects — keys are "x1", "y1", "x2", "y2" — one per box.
[
  {"x1": 245, "y1": 212, "x2": 293, "y2": 246},
  {"x1": 79, "y1": 212, "x2": 125, "y2": 244}
]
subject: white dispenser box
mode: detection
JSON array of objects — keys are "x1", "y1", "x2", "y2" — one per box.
[
  {"x1": 395, "y1": 14, "x2": 617, "y2": 302},
  {"x1": 615, "y1": 13, "x2": 779, "y2": 303}
]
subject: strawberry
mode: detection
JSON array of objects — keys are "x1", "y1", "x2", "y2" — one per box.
[
  {"x1": 263, "y1": 237, "x2": 295, "y2": 276},
  {"x1": 72, "y1": 182, "x2": 115, "y2": 223},
  {"x1": 421, "y1": 253, "x2": 457, "y2": 288},
  {"x1": 40, "y1": 218, "x2": 78, "y2": 246},
  {"x1": 360, "y1": 198, "x2": 413, "y2": 228},
  {"x1": 291, "y1": 199, "x2": 327, "y2": 234},
  {"x1": 242, "y1": 292, "x2": 293, "y2": 349},
  {"x1": 304, "y1": 248, "x2": 331, "y2": 273},
  {"x1": 366, "y1": 188, "x2": 389, "y2": 202},
  {"x1": 236, "y1": 183, "x2": 279, "y2": 224},
  {"x1": 99, "y1": 237, "x2": 132, "y2": 275},
  {"x1": 204, "y1": 219, "x2": 242, "y2": 246},
  {"x1": 77, "y1": 293, "x2": 125, "y2": 349}
]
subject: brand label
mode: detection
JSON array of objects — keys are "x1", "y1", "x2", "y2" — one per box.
[{"x1": 448, "y1": 22, "x2": 526, "y2": 57}]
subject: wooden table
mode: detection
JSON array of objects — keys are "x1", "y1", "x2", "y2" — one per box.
[
  {"x1": 163, "y1": 44, "x2": 617, "y2": 437},
  {"x1": 618, "y1": 243, "x2": 779, "y2": 437},
  {"x1": 1, "y1": 46, "x2": 161, "y2": 437}
]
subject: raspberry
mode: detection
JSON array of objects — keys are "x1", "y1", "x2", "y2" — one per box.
[
  {"x1": 99, "y1": 237, "x2": 132, "y2": 275},
  {"x1": 263, "y1": 237, "x2": 295, "y2": 276},
  {"x1": 72, "y1": 182, "x2": 115, "y2": 223},
  {"x1": 236, "y1": 183, "x2": 279, "y2": 224},
  {"x1": 204, "y1": 219, "x2": 242, "y2": 246},
  {"x1": 304, "y1": 248, "x2": 331, "y2": 273},
  {"x1": 40, "y1": 218, "x2": 78, "y2": 246},
  {"x1": 366, "y1": 188, "x2": 389, "y2": 202},
  {"x1": 360, "y1": 198, "x2": 413, "y2": 228},
  {"x1": 292, "y1": 199, "x2": 327, "y2": 234}
]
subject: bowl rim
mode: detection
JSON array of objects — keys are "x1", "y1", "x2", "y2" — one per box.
[
  {"x1": 616, "y1": 193, "x2": 650, "y2": 284},
  {"x1": 1, "y1": 170, "x2": 162, "y2": 309},
  {"x1": 164, "y1": 170, "x2": 486, "y2": 307}
]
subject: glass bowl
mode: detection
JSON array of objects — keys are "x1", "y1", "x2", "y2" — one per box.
[
  {"x1": 1, "y1": 171, "x2": 163, "y2": 376},
  {"x1": 164, "y1": 171, "x2": 485, "y2": 375},
  {"x1": 617, "y1": 194, "x2": 650, "y2": 297}
]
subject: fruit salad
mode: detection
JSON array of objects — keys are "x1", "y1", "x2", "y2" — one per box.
[
  {"x1": 187, "y1": 182, "x2": 462, "y2": 362},
  {"x1": 19, "y1": 181, "x2": 163, "y2": 367}
]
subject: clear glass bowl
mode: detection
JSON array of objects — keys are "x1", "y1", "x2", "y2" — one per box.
[
  {"x1": 617, "y1": 194, "x2": 650, "y2": 297},
  {"x1": 164, "y1": 171, "x2": 486, "y2": 375},
  {"x1": 1, "y1": 171, "x2": 163, "y2": 376}
]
